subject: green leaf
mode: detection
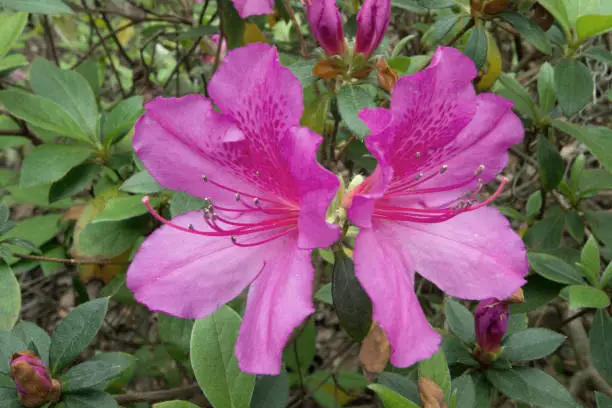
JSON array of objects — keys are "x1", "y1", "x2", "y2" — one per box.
[
  {"x1": 250, "y1": 370, "x2": 289, "y2": 408},
  {"x1": 422, "y1": 14, "x2": 460, "y2": 45},
  {"x1": 0, "y1": 54, "x2": 28, "y2": 72},
  {"x1": 597, "y1": 392, "x2": 612, "y2": 408},
  {"x1": 501, "y1": 328, "x2": 565, "y2": 362},
  {"x1": 120, "y1": 170, "x2": 163, "y2": 195},
  {"x1": 0, "y1": 331, "x2": 26, "y2": 374},
  {"x1": 464, "y1": 26, "x2": 487, "y2": 70},
  {"x1": 92, "y1": 196, "x2": 149, "y2": 223},
  {"x1": 0, "y1": 0, "x2": 73, "y2": 14},
  {"x1": 301, "y1": 92, "x2": 331, "y2": 134},
  {"x1": 452, "y1": 375, "x2": 475, "y2": 408},
  {"x1": 495, "y1": 74, "x2": 538, "y2": 120},
  {"x1": 75, "y1": 59, "x2": 103, "y2": 98},
  {"x1": 49, "y1": 163, "x2": 101, "y2": 203},
  {"x1": 49, "y1": 298, "x2": 109, "y2": 374},
  {"x1": 337, "y1": 85, "x2": 377, "y2": 139},
  {"x1": 584, "y1": 211, "x2": 612, "y2": 248},
  {"x1": 12, "y1": 321, "x2": 51, "y2": 366},
  {"x1": 101, "y1": 96, "x2": 143, "y2": 145},
  {"x1": 154, "y1": 402, "x2": 200, "y2": 408},
  {"x1": 565, "y1": 212, "x2": 585, "y2": 243},
  {"x1": 377, "y1": 372, "x2": 421, "y2": 404},
  {"x1": 314, "y1": 283, "x2": 332, "y2": 304},
  {"x1": 1, "y1": 238, "x2": 40, "y2": 254},
  {"x1": 368, "y1": 384, "x2": 421, "y2": 408},
  {"x1": 332, "y1": 250, "x2": 372, "y2": 341},
  {"x1": 1, "y1": 214, "x2": 61, "y2": 263},
  {"x1": 523, "y1": 205, "x2": 565, "y2": 250},
  {"x1": 536, "y1": 0, "x2": 570, "y2": 36},
  {"x1": 538, "y1": 136, "x2": 564, "y2": 191},
  {"x1": 30, "y1": 58, "x2": 99, "y2": 141},
  {"x1": 444, "y1": 298, "x2": 475, "y2": 345},
  {"x1": 504, "y1": 313, "x2": 528, "y2": 339},
  {"x1": 176, "y1": 25, "x2": 219, "y2": 40},
  {"x1": 497, "y1": 11, "x2": 551, "y2": 55},
  {"x1": 537, "y1": 62, "x2": 556, "y2": 115},
  {"x1": 510, "y1": 274, "x2": 564, "y2": 314},
  {"x1": 418, "y1": 349, "x2": 451, "y2": 402},
  {"x1": 554, "y1": 59, "x2": 593, "y2": 117},
  {"x1": 583, "y1": 47, "x2": 612, "y2": 64},
  {"x1": 0, "y1": 12, "x2": 27, "y2": 59},
  {"x1": 287, "y1": 59, "x2": 317, "y2": 88},
  {"x1": 20, "y1": 144, "x2": 93, "y2": 187},
  {"x1": 580, "y1": 235, "x2": 601, "y2": 285},
  {"x1": 0, "y1": 89, "x2": 90, "y2": 141},
  {"x1": 78, "y1": 217, "x2": 146, "y2": 258},
  {"x1": 576, "y1": 14, "x2": 612, "y2": 43},
  {"x1": 61, "y1": 360, "x2": 126, "y2": 392},
  {"x1": 567, "y1": 285, "x2": 610, "y2": 309},
  {"x1": 88, "y1": 351, "x2": 135, "y2": 393},
  {"x1": 486, "y1": 367, "x2": 580, "y2": 408},
  {"x1": 282, "y1": 320, "x2": 316, "y2": 374},
  {"x1": 190, "y1": 305, "x2": 255, "y2": 408},
  {"x1": 0, "y1": 388, "x2": 21, "y2": 408},
  {"x1": 528, "y1": 252, "x2": 585, "y2": 285},
  {"x1": 553, "y1": 121, "x2": 612, "y2": 172},
  {"x1": 579, "y1": 168, "x2": 612, "y2": 193},
  {"x1": 601, "y1": 262, "x2": 612, "y2": 289},
  {"x1": 159, "y1": 314, "x2": 194, "y2": 354},
  {"x1": 218, "y1": 0, "x2": 245, "y2": 50},
  {"x1": 62, "y1": 390, "x2": 119, "y2": 408},
  {"x1": 526, "y1": 190, "x2": 543, "y2": 218},
  {"x1": 590, "y1": 310, "x2": 612, "y2": 384},
  {"x1": 0, "y1": 268, "x2": 20, "y2": 331}
]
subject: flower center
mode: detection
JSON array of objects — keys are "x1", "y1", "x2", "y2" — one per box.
[
  {"x1": 373, "y1": 164, "x2": 508, "y2": 223},
  {"x1": 143, "y1": 173, "x2": 300, "y2": 247}
]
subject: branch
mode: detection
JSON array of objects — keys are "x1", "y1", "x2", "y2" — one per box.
[
  {"x1": 114, "y1": 384, "x2": 202, "y2": 405},
  {"x1": 13, "y1": 253, "x2": 129, "y2": 266},
  {"x1": 280, "y1": 0, "x2": 309, "y2": 58}
]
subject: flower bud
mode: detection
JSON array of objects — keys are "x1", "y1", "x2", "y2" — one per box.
[
  {"x1": 10, "y1": 351, "x2": 61, "y2": 408},
  {"x1": 474, "y1": 298, "x2": 508, "y2": 354},
  {"x1": 305, "y1": 0, "x2": 346, "y2": 56},
  {"x1": 355, "y1": 0, "x2": 391, "y2": 59},
  {"x1": 418, "y1": 377, "x2": 447, "y2": 408},
  {"x1": 376, "y1": 57, "x2": 399, "y2": 93}
]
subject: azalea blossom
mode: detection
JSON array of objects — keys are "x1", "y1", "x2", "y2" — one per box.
[
  {"x1": 127, "y1": 43, "x2": 339, "y2": 374},
  {"x1": 195, "y1": 0, "x2": 272, "y2": 18},
  {"x1": 474, "y1": 298, "x2": 509, "y2": 354},
  {"x1": 355, "y1": 0, "x2": 391, "y2": 58},
  {"x1": 305, "y1": 0, "x2": 345, "y2": 56},
  {"x1": 344, "y1": 46, "x2": 528, "y2": 368}
]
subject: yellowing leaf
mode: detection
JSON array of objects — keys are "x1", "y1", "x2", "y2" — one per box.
[
  {"x1": 476, "y1": 32, "x2": 502, "y2": 91},
  {"x1": 244, "y1": 23, "x2": 266, "y2": 44},
  {"x1": 116, "y1": 20, "x2": 134, "y2": 46}
]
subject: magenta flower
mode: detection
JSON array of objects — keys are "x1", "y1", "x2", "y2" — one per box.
[
  {"x1": 231, "y1": 0, "x2": 273, "y2": 18},
  {"x1": 127, "y1": 43, "x2": 339, "y2": 374},
  {"x1": 355, "y1": 0, "x2": 390, "y2": 58},
  {"x1": 474, "y1": 298, "x2": 509, "y2": 353},
  {"x1": 344, "y1": 46, "x2": 528, "y2": 368},
  {"x1": 305, "y1": 0, "x2": 345, "y2": 56}
]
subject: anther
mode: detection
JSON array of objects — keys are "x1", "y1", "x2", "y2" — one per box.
[
  {"x1": 255, "y1": 171, "x2": 261, "y2": 177},
  {"x1": 253, "y1": 198, "x2": 260, "y2": 206},
  {"x1": 475, "y1": 164, "x2": 485, "y2": 175},
  {"x1": 416, "y1": 152, "x2": 421, "y2": 158},
  {"x1": 231, "y1": 236, "x2": 237, "y2": 243},
  {"x1": 188, "y1": 224, "x2": 195, "y2": 230},
  {"x1": 416, "y1": 172, "x2": 423, "y2": 180},
  {"x1": 440, "y1": 165, "x2": 448, "y2": 174},
  {"x1": 202, "y1": 175, "x2": 208, "y2": 182},
  {"x1": 235, "y1": 193, "x2": 241, "y2": 201}
]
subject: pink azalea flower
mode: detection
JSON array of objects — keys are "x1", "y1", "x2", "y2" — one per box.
[
  {"x1": 344, "y1": 46, "x2": 528, "y2": 368},
  {"x1": 474, "y1": 298, "x2": 509, "y2": 354},
  {"x1": 304, "y1": 0, "x2": 346, "y2": 56},
  {"x1": 355, "y1": 0, "x2": 391, "y2": 58},
  {"x1": 231, "y1": 0, "x2": 274, "y2": 18},
  {"x1": 127, "y1": 43, "x2": 339, "y2": 374}
]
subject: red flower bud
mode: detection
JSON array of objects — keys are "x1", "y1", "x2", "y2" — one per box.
[
  {"x1": 474, "y1": 298, "x2": 508, "y2": 354},
  {"x1": 355, "y1": 0, "x2": 391, "y2": 59},
  {"x1": 10, "y1": 351, "x2": 61, "y2": 408},
  {"x1": 305, "y1": 0, "x2": 346, "y2": 56}
]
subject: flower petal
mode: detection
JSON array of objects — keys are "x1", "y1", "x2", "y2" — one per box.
[
  {"x1": 127, "y1": 211, "x2": 270, "y2": 319},
  {"x1": 235, "y1": 240, "x2": 314, "y2": 374},
  {"x1": 231, "y1": 0, "x2": 274, "y2": 18},
  {"x1": 354, "y1": 224, "x2": 441, "y2": 367},
  {"x1": 282, "y1": 127, "x2": 340, "y2": 249},
  {"x1": 386, "y1": 207, "x2": 527, "y2": 300}
]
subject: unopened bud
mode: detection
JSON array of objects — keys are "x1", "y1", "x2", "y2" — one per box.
[
  {"x1": 355, "y1": 0, "x2": 391, "y2": 59},
  {"x1": 376, "y1": 57, "x2": 399, "y2": 93},
  {"x1": 474, "y1": 298, "x2": 509, "y2": 355},
  {"x1": 10, "y1": 351, "x2": 61, "y2": 408},
  {"x1": 305, "y1": 0, "x2": 346, "y2": 56},
  {"x1": 418, "y1": 377, "x2": 447, "y2": 408}
]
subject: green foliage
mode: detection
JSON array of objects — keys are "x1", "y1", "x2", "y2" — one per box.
[
  {"x1": 501, "y1": 329, "x2": 565, "y2": 362},
  {"x1": 444, "y1": 298, "x2": 476, "y2": 345},
  {"x1": 368, "y1": 384, "x2": 420, "y2": 408}
]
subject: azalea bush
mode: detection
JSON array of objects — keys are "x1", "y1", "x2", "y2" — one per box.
[{"x1": 0, "y1": 0, "x2": 611, "y2": 407}]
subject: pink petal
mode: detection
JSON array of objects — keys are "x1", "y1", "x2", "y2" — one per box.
[
  {"x1": 387, "y1": 207, "x2": 527, "y2": 300},
  {"x1": 282, "y1": 127, "x2": 340, "y2": 249},
  {"x1": 127, "y1": 211, "x2": 273, "y2": 319},
  {"x1": 305, "y1": 0, "x2": 345, "y2": 56},
  {"x1": 231, "y1": 0, "x2": 274, "y2": 18},
  {"x1": 353, "y1": 225, "x2": 441, "y2": 367},
  {"x1": 346, "y1": 165, "x2": 392, "y2": 228},
  {"x1": 355, "y1": 0, "x2": 391, "y2": 58},
  {"x1": 235, "y1": 240, "x2": 315, "y2": 374}
]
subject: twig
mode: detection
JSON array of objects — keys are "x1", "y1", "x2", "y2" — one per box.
[
  {"x1": 93, "y1": 0, "x2": 134, "y2": 67},
  {"x1": 71, "y1": 21, "x2": 139, "y2": 69},
  {"x1": 114, "y1": 384, "x2": 202, "y2": 405},
  {"x1": 13, "y1": 253, "x2": 129, "y2": 266},
  {"x1": 447, "y1": 18, "x2": 474, "y2": 47},
  {"x1": 162, "y1": 38, "x2": 203, "y2": 90},
  {"x1": 280, "y1": 0, "x2": 309, "y2": 58},
  {"x1": 41, "y1": 16, "x2": 60, "y2": 66}
]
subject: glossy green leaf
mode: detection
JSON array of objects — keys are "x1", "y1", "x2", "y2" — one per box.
[
  {"x1": 120, "y1": 170, "x2": 163, "y2": 195},
  {"x1": 250, "y1": 370, "x2": 289, "y2": 408},
  {"x1": 567, "y1": 285, "x2": 610, "y2": 309},
  {"x1": 523, "y1": 206, "x2": 565, "y2": 250},
  {"x1": 50, "y1": 298, "x2": 109, "y2": 374},
  {"x1": 0, "y1": 268, "x2": 20, "y2": 330},
  {"x1": 464, "y1": 26, "x2": 487, "y2": 70},
  {"x1": 12, "y1": 321, "x2": 51, "y2": 366},
  {"x1": 596, "y1": 392, "x2": 612, "y2": 408},
  {"x1": 301, "y1": 92, "x2": 331, "y2": 134},
  {"x1": 580, "y1": 235, "x2": 601, "y2": 285},
  {"x1": 501, "y1": 328, "x2": 565, "y2": 362},
  {"x1": 332, "y1": 250, "x2": 372, "y2": 341},
  {"x1": 565, "y1": 212, "x2": 585, "y2": 243},
  {"x1": 538, "y1": 136, "x2": 564, "y2": 191},
  {"x1": 0, "y1": 388, "x2": 21, "y2": 408},
  {"x1": 282, "y1": 320, "x2": 316, "y2": 373},
  {"x1": 590, "y1": 310, "x2": 612, "y2": 384},
  {"x1": 537, "y1": 62, "x2": 556, "y2": 114},
  {"x1": 154, "y1": 402, "x2": 200, "y2": 408},
  {"x1": 579, "y1": 169, "x2": 612, "y2": 193},
  {"x1": 20, "y1": 144, "x2": 92, "y2": 187},
  {"x1": 584, "y1": 211, "x2": 612, "y2": 248},
  {"x1": 497, "y1": 11, "x2": 551, "y2": 54},
  {"x1": 0, "y1": 0, "x2": 73, "y2": 14},
  {"x1": 159, "y1": 314, "x2": 194, "y2": 354},
  {"x1": 601, "y1": 262, "x2": 612, "y2": 289},
  {"x1": 61, "y1": 360, "x2": 126, "y2": 392},
  {"x1": 526, "y1": 191, "x2": 543, "y2": 218},
  {"x1": 337, "y1": 85, "x2": 377, "y2": 139},
  {"x1": 528, "y1": 252, "x2": 585, "y2": 285},
  {"x1": 554, "y1": 59, "x2": 593, "y2": 117},
  {"x1": 418, "y1": 349, "x2": 451, "y2": 402},
  {"x1": 576, "y1": 14, "x2": 612, "y2": 43},
  {"x1": 422, "y1": 14, "x2": 459, "y2": 45},
  {"x1": 78, "y1": 217, "x2": 147, "y2": 258},
  {"x1": 536, "y1": 0, "x2": 570, "y2": 36},
  {"x1": 510, "y1": 274, "x2": 564, "y2": 314},
  {"x1": 0, "y1": 53, "x2": 27, "y2": 72},
  {"x1": 2, "y1": 214, "x2": 61, "y2": 263},
  {"x1": 75, "y1": 59, "x2": 103, "y2": 98},
  {"x1": 453, "y1": 375, "x2": 475, "y2": 408},
  {"x1": 190, "y1": 305, "x2": 255, "y2": 408},
  {"x1": 444, "y1": 298, "x2": 475, "y2": 345},
  {"x1": 486, "y1": 367, "x2": 580, "y2": 408},
  {"x1": 30, "y1": 58, "x2": 99, "y2": 141},
  {"x1": 377, "y1": 372, "x2": 421, "y2": 404},
  {"x1": 368, "y1": 384, "x2": 421, "y2": 408},
  {"x1": 218, "y1": 0, "x2": 245, "y2": 49},
  {"x1": 92, "y1": 196, "x2": 149, "y2": 223},
  {"x1": 583, "y1": 47, "x2": 612, "y2": 64},
  {"x1": 102, "y1": 96, "x2": 143, "y2": 145},
  {"x1": 49, "y1": 163, "x2": 101, "y2": 203},
  {"x1": 288, "y1": 59, "x2": 317, "y2": 88},
  {"x1": 62, "y1": 390, "x2": 119, "y2": 408},
  {"x1": 0, "y1": 12, "x2": 27, "y2": 59},
  {"x1": 553, "y1": 121, "x2": 612, "y2": 172},
  {"x1": 495, "y1": 74, "x2": 538, "y2": 120}
]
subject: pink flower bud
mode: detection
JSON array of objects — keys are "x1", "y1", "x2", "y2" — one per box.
[
  {"x1": 305, "y1": 0, "x2": 345, "y2": 56},
  {"x1": 355, "y1": 0, "x2": 391, "y2": 59},
  {"x1": 474, "y1": 298, "x2": 508, "y2": 354},
  {"x1": 10, "y1": 351, "x2": 61, "y2": 408}
]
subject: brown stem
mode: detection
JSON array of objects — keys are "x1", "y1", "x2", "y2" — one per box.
[
  {"x1": 280, "y1": 0, "x2": 309, "y2": 58},
  {"x1": 93, "y1": 0, "x2": 134, "y2": 67},
  {"x1": 114, "y1": 384, "x2": 202, "y2": 405},
  {"x1": 42, "y1": 16, "x2": 60, "y2": 66},
  {"x1": 13, "y1": 253, "x2": 129, "y2": 266},
  {"x1": 447, "y1": 18, "x2": 474, "y2": 47}
]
